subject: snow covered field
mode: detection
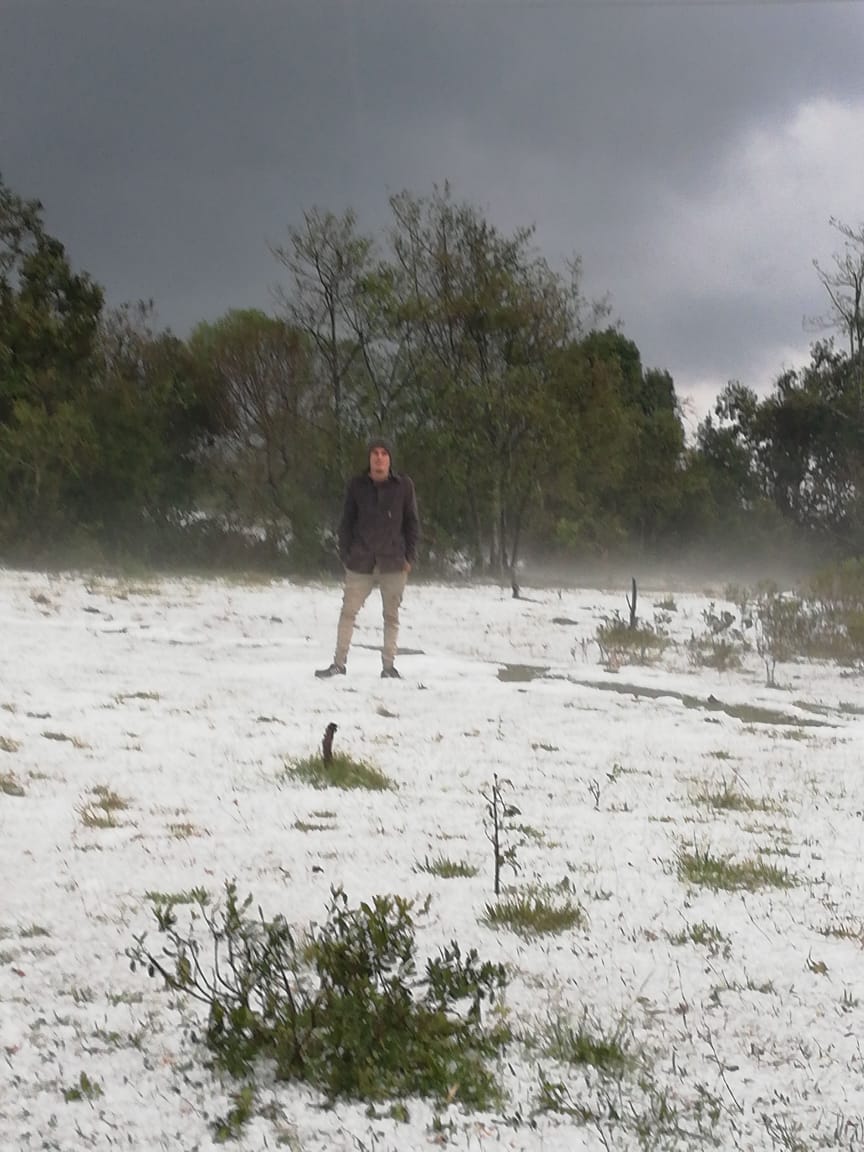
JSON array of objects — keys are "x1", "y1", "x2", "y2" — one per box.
[{"x1": 1, "y1": 567, "x2": 863, "y2": 1151}]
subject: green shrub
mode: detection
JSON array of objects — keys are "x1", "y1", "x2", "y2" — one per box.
[
  {"x1": 595, "y1": 613, "x2": 668, "y2": 667},
  {"x1": 130, "y1": 883, "x2": 508, "y2": 1110}
]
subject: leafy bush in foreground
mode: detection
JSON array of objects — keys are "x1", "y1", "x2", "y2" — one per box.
[{"x1": 129, "y1": 883, "x2": 509, "y2": 1108}]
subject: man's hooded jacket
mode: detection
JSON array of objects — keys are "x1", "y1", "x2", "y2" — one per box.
[{"x1": 338, "y1": 447, "x2": 420, "y2": 574}]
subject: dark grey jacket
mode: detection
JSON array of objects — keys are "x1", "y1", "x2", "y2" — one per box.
[{"x1": 338, "y1": 470, "x2": 420, "y2": 574}]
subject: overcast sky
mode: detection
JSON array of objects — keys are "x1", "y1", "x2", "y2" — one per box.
[{"x1": 3, "y1": 0, "x2": 864, "y2": 421}]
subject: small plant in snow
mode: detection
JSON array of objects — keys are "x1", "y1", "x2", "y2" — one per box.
[
  {"x1": 755, "y1": 588, "x2": 811, "y2": 686},
  {"x1": 62, "y1": 1071, "x2": 103, "y2": 1102},
  {"x1": 677, "y1": 843, "x2": 796, "y2": 892},
  {"x1": 482, "y1": 774, "x2": 520, "y2": 895},
  {"x1": 415, "y1": 854, "x2": 478, "y2": 879},
  {"x1": 482, "y1": 881, "x2": 584, "y2": 938},
  {"x1": 692, "y1": 777, "x2": 778, "y2": 814},
  {"x1": 595, "y1": 612, "x2": 669, "y2": 668},
  {"x1": 539, "y1": 1008, "x2": 634, "y2": 1074},
  {"x1": 285, "y1": 750, "x2": 394, "y2": 792},
  {"x1": 0, "y1": 770, "x2": 25, "y2": 796},
  {"x1": 78, "y1": 785, "x2": 130, "y2": 828}
]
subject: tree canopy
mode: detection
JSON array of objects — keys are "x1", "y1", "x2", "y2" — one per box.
[{"x1": 1, "y1": 171, "x2": 862, "y2": 573}]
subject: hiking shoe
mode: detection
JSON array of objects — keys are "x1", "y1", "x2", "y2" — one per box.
[
  {"x1": 380, "y1": 665, "x2": 401, "y2": 679},
  {"x1": 315, "y1": 662, "x2": 346, "y2": 679}
]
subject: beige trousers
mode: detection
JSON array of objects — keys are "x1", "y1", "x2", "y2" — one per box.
[{"x1": 335, "y1": 569, "x2": 408, "y2": 668}]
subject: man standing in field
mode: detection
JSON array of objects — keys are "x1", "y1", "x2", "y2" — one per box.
[{"x1": 316, "y1": 436, "x2": 420, "y2": 680}]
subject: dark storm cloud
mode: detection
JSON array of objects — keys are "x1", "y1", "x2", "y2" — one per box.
[{"x1": 3, "y1": 0, "x2": 864, "y2": 413}]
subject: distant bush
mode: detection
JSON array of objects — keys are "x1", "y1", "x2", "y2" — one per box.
[{"x1": 595, "y1": 612, "x2": 669, "y2": 668}]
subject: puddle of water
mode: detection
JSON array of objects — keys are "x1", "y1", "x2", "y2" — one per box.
[
  {"x1": 498, "y1": 664, "x2": 549, "y2": 683},
  {"x1": 549, "y1": 676, "x2": 832, "y2": 727}
]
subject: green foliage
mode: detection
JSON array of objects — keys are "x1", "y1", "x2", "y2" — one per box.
[
  {"x1": 78, "y1": 785, "x2": 129, "y2": 829},
  {"x1": 62, "y1": 1071, "x2": 103, "y2": 1102},
  {"x1": 285, "y1": 752, "x2": 394, "y2": 792},
  {"x1": 677, "y1": 845, "x2": 795, "y2": 892},
  {"x1": 5, "y1": 171, "x2": 864, "y2": 570},
  {"x1": 415, "y1": 855, "x2": 479, "y2": 879},
  {"x1": 595, "y1": 612, "x2": 669, "y2": 667},
  {"x1": 755, "y1": 590, "x2": 812, "y2": 685},
  {"x1": 129, "y1": 883, "x2": 509, "y2": 1109},
  {"x1": 692, "y1": 779, "x2": 777, "y2": 814},
  {"x1": 482, "y1": 886, "x2": 584, "y2": 937},
  {"x1": 212, "y1": 1084, "x2": 256, "y2": 1143},
  {"x1": 804, "y1": 558, "x2": 864, "y2": 663},
  {"x1": 482, "y1": 774, "x2": 520, "y2": 895},
  {"x1": 687, "y1": 602, "x2": 747, "y2": 670},
  {"x1": 540, "y1": 1010, "x2": 633, "y2": 1074},
  {"x1": 666, "y1": 921, "x2": 731, "y2": 958},
  {"x1": 188, "y1": 309, "x2": 334, "y2": 570}
]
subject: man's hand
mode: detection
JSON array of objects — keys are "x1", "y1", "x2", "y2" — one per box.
[{"x1": 404, "y1": 562, "x2": 412, "y2": 574}]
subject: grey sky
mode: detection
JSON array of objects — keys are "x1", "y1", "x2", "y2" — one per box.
[{"x1": 3, "y1": 0, "x2": 864, "y2": 421}]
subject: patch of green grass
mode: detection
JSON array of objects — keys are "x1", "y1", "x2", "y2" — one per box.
[
  {"x1": 818, "y1": 918, "x2": 864, "y2": 944},
  {"x1": 692, "y1": 778, "x2": 777, "y2": 814},
  {"x1": 79, "y1": 785, "x2": 130, "y2": 829},
  {"x1": 415, "y1": 854, "x2": 478, "y2": 879},
  {"x1": 20, "y1": 924, "x2": 50, "y2": 939},
  {"x1": 42, "y1": 730, "x2": 87, "y2": 747},
  {"x1": 687, "y1": 635, "x2": 744, "y2": 671},
  {"x1": 107, "y1": 990, "x2": 144, "y2": 1006},
  {"x1": 667, "y1": 921, "x2": 731, "y2": 957},
  {"x1": 514, "y1": 824, "x2": 545, "y2": 844},
  {"x1": 0, "y1": 770, "x2": 25, "y2": 796},
  {"x1": 540, "y1": 1010, "x2": 633, "y2": 1074},
  {"x1": 62, "y1": 1071, "x2": 103, "y2": 1102},
  {"x1": 677, "y1": 845, "x2": 795, "y2": 892},
  {"x1": 709, "y1": 975, "x2": 775, "y2": 1002},
  {"x1": 167, "y1": 821, "x2": 204, "y2": 839},
  {"x1": 212, "y1": 1084, "x2": 257, "y2": 1143},
  {"x1": 293, "y1": 819, "x2": 334, "y2": 832},
  {"x1": 286, "y1": 752, "x2": 394, "y2": 792},
  {"x1": 596, "y1": 615, "x2": 669, "y2": 667},
  {"x1": 482, "y1": 888, "x2": 584, "y2": 937},
  {"x1": 91, "y1": 1024, "x2": 148, "y2": 1051},
  {"x1": 145, "y1": 887, "x2": 210, "y2": 907}
]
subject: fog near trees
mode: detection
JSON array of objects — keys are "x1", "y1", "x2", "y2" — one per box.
[{"x1": 2, "y1": 175, "x2": 862, "y2": 577}]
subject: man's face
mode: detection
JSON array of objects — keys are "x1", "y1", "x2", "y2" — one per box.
[{"x1": 369, "y1": 446, "x2": 390, "y2": 481}]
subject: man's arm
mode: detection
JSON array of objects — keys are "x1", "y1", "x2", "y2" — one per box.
[
  {"x1": 337, "y1": 481, "x2": 356, "y2": 566},
  {"x1": 402, "y1": 476, "x2": 420, "y2": 567}
]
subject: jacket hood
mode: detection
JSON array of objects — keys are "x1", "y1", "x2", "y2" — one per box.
[{"x1": 367, "y1": 435, "x2": 395, "y2": 467}]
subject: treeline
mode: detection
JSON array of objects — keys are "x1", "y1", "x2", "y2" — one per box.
[{"x1": 2, "y1": 174, "x2": 863, "y2": 575}]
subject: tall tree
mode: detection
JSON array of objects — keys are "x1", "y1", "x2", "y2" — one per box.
[
  {"x1": 0, "y1": 174, "x2": 103, "y2": 547},
  {"x1": 189, "y1": 310, "x2": 330, "y2": 563},
  {"x1": 272, "y1": 209, "x2": 378, "y2": 481},
  {"x1": 812, "y1": 218, "x2": 864, "y2": 366},
  {"x1": 80, "y1": 301, "x2": 218, "y2": 545},
  {"x1": 388, "y1": 186, "x2": 578, "y2": 573}
]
